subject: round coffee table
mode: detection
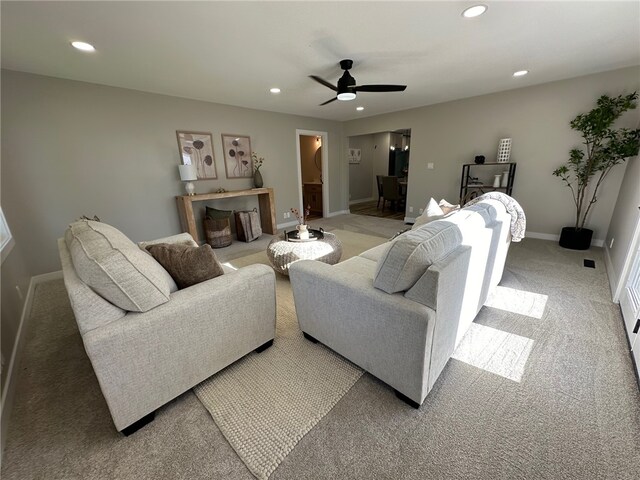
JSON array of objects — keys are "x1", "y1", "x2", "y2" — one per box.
[{"x1": 266, "y1": 231, "x2": 343, "y2": 275}]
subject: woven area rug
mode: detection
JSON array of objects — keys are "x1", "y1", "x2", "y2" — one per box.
[{"x1": 193, "y1": 229, "x2": 387, "y2": 480}]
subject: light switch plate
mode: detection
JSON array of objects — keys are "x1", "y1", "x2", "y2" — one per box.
[{"x1": 427, "y1": 163, "x2": 434, "y2": 169}]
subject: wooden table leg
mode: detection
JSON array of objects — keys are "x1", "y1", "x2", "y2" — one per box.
[
  {"x1": 176, "y1": 196, "x2": 200, "y2": 243},
  {"x1": 258, "y1": 189, "x2": 277, "y2": 234}
]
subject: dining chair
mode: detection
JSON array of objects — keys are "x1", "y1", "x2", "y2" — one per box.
[
  {"x1": 376, "y1": 175, "x2": 384, "y2": 209},
  {"x1": 381, "y1": 176, "x2": 405, "y2": 212}
]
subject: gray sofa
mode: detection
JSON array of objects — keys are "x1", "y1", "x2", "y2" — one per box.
[
  {"x1": 290, "y1": 199, "x2": 512, "y2": 407},
  {"x1": 59, "y1": 220, "x2": 276, "y2": 433}
]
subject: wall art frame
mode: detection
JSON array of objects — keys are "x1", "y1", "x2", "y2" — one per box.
[
  {"x1": 176, "y1": 131, "x2": 217, "y2": 179},
  {"x1": 222, "y1": 134, "x2": 253, "y2": 179}
]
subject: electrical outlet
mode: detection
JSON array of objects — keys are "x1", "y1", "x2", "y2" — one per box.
[
  {"x1": 283, "y1": 212, "x2": 289, "y2": 219},
  {"x1": 610, "y1": 238, "x2": 614, "y2": 248},
  {"x1": 419, "y1": 208, "x2": 424, "y2": 214},
  {"x1": 409, "y1": 206, "x2": 414, "y2": 213},
  {"x1": 427, "y1": 163, "x2": 434, "y2": 169}
]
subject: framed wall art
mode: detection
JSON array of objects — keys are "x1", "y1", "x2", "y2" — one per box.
[
  {"x1": 176, "y1": 131, "x2": 217, "y2": 179},
  {"x1": 222, "y1": 134, "x2": 252, "y2": 178},
  {"x1": 347, "y1": 148, "x2": 362, "y2": 164}
]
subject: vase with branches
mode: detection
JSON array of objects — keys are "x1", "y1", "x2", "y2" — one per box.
[{"x1": 553, "y1": 92, "x2": 640, "y2": 249}]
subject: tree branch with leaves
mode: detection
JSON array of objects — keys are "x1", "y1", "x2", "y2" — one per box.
[{"x1": 553, "y1": 92, "x2": 640, "y2": 230}]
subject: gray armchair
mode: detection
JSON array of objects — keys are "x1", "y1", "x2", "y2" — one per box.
[{"x1": 59, "y1": 220, "x2": 276, "y2": 434}]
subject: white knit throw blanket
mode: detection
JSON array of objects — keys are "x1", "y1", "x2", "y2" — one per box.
[{"x1": 464, "y1": 192, "x2": 526, "y2": 242}]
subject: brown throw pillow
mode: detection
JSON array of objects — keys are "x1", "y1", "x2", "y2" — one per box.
[{"x1": 145, "y1": 243, "x2": 224, "y2": 289}]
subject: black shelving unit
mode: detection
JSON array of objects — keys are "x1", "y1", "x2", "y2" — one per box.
[{"x1": 459, "y1": 162, "x2": 516, "y2": 204}]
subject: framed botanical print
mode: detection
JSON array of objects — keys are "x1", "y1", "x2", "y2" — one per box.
[
  {"x1": 176, "y1": 131, "x2": 217, "y2": 179},
  {"x1": 221, "y1": 134, "x2": 252, "y2": 179}
]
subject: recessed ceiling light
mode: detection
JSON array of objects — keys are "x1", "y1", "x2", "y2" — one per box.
[
  {"x1": 269, "y1": 87, "x2": 281, "y2": 94},
  {"x1": 71, "y1": 41, "x2": 95, "y2": 52},
  {"x1": 513, "y1": 70, "x2": 529, "y2": 77},
  {"x1": 356, "y1": 106, "x2": 364, "y2": 111},
  {"x1": 462, "y1": 5, "x2": 487, "y2": 18}
]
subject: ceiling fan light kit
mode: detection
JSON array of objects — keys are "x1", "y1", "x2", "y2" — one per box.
[{"x1": 310, "y1": 59, "x2": 407, "y2": 106}]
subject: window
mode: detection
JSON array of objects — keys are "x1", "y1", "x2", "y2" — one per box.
[{"x1": 0, "y1": 207, "x2": 15, "y2": 263}]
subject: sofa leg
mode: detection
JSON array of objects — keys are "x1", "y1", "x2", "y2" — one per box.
[
  {"x1": 121, "y1": 411, "x2": 155, "y2": 436},
  {"x1": 303, "y1": 332, "x2": 319, "y2": 343},
  {"x1": 394, "y1": 390, "x2": 421, "y2": 409},
  {"x1": 255, "y1": 339, "x2": 274, "y2": 353}
]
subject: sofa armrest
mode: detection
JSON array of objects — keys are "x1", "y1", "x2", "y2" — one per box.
[
  {"x1": 290, "y1": 260, "x2": 435, "y2": 403},
  {"x1": 82, "y1": 263, "x2": 276, "y2": 430}
]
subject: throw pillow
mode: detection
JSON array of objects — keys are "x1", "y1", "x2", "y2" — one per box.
[
  {"x1": 206, "y1": 206, "x2": 232, "y2": 220},
  {"x1": 412, "y1": 198, "x2": 444, "y2": 229},
  {"x1": 439, "y1": 199, "x2": 460, "y2": 215},
  {"x1": 146, "y1": 243, "x2": 224, "y2": 289}
]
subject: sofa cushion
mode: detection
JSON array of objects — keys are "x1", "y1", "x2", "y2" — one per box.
[
  {"x1": 373, "y1": 221, "x2": 463, "y2": 293},
  {"x1": 66, "y1": 220, "x2": 176, "y2": 312},
  {"x1": 146, "y1": 243, "x2": 224, "y2": 289}
]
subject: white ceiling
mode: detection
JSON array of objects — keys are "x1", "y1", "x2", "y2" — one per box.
[{"x1": 2, "y1": 1, "x2": 639, "y2": 121}]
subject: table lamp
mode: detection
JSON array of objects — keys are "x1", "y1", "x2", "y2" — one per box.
[{"x1": 178, "y1": 165, "x2": 197, "y2": 195}]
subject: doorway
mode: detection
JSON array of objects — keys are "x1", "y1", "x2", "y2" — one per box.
[
  {"x1": 347, "y1": 129, "x2": 410, "y2": 220},
  {"x1": 619, "y1": 223, "x2": 640, "y2": 374},
  {"x1": 296, "y1": 130, "x2": 328, "y2": 220}
]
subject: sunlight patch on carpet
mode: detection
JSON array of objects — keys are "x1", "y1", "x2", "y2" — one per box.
[
  {"x1": 485, "y1": 286, "x2": 548, "y2": 319},
  {"x1": 452, "y1": 323, "x2": 534, "y2": 382}
]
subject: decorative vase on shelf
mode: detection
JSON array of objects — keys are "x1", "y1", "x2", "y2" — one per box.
[
  {"x1": 296, "y1": 224, "x2": 309, "y2": 240},
  {"x1": 501, "y1": 171, "x2": 509, "y2": 187},
  {"x1": 493, "y1": 174, "x2": 501, "y2": 188},
  {"x1": 253, "y1": 169, "x2": 263, "y2": 188}
]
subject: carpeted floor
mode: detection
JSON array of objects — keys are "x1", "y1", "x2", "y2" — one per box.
[
  {"x1": 2, "y1": 219, "x2": 640, "y2": 479},
  {"x1": 194, "y1": 231, "x2": 386, "y2": 480}
]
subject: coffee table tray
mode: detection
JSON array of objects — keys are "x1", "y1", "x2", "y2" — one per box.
[{"x1": 285, "y1": 228, "x2": 324, "y2": 242}]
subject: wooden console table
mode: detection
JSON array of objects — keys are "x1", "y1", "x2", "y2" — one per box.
[{"x1": 176, "y1": 188, "x2": 277, "y2": 244}]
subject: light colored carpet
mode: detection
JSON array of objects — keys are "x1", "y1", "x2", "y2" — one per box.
[
  {"x1": 194, "y1": 229, "x2": 387, "y2": 479},
  {"x1": 2, "y1": 224, "x2": 639, "y2": 479}
]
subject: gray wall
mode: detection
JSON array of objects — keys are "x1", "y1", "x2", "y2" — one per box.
[
  {"x1": 0, "y1": 69, "x2": 344, "y2": 388},
  {"x1": 348, "y1": 134, "x2": 375, "y2": 202},
  {"x1": 605, "y1": 154, "x2": 640, "y2": 297},
  {"x1": 344, "y1": 66, "x2": 640, "y2": 237}
]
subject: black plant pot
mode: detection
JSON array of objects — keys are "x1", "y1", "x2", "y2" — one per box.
[{"x1": 559, "y1": 227, "x2": 593, "y2": 250}]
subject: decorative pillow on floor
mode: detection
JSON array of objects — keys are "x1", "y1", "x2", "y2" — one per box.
[{"x1": 146, "y1": 243, "x2": 224, "y2": 289}]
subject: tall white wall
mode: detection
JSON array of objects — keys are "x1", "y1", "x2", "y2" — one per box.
[{"x1": 605, "y1": 155, "x2": 640, "y2": 299}]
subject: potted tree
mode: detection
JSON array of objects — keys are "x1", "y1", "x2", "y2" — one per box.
[{"x1": 553, "y1": 92, "x2": 640, "y2": 250}]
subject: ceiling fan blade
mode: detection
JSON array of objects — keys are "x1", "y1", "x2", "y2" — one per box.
[
  {"x1": 319, "y1": 97, "x2": 337, "y2": 106},
  {"x1": 353, "y1": 84, "x2": 407, "y2": 93},
  {"x1": 309, "y1": 75, "x2": 338, "y2": 91}
]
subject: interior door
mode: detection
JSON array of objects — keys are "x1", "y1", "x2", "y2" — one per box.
[{"x1": 620, "y1": 243, "x2": 640, "y2": 371}]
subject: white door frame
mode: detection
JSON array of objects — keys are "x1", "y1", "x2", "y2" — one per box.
[{"x1": 295, "y1": 129, "x2": 329, "y2": 217}]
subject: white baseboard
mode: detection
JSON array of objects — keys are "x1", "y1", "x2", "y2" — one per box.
[
  {"x1": 349, "y1": 196, "x2": 375, "y2": 205},
  {"x1": 603, "y1": 245, "x2": 618, "y2": 302},
  {"x1": 1, "y1": 270, "x2": 63, "y2": 455},
  {"x1": 525, "y1": 231, "x2": 604, "y2": 247},
  {"x1": 325, "y1": 210, "x2": 351, "y2": 218}
]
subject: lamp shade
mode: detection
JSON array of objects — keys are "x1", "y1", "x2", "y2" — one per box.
[{"x1": 178, "y1": 164, "x2": 197, "y2": 181}]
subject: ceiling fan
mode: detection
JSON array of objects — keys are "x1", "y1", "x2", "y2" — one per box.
[{"x1": 310, "y1": 59, "x2": 407, "y2": 106}]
